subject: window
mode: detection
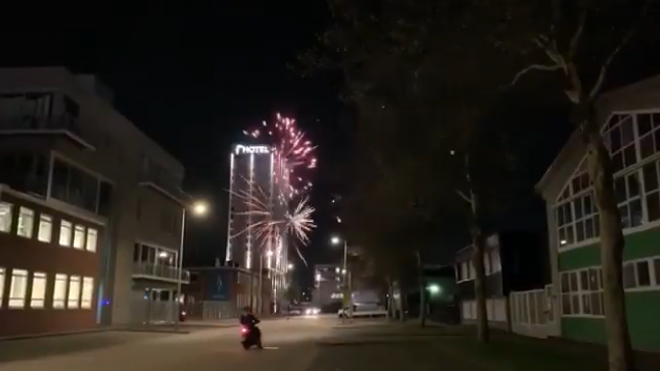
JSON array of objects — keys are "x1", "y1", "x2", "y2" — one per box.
[
  {"x1": 17, "y1": 207, "x2": 34, "y2": 238},
  {"x1": 73, "y1": 225, "x2": 85, "y2": 249},
  {"x1": 67, "y1": 275, "x2": 81, "y2": 308},
  {"x1": 623, "y1": 259, "x2": 655, "y2": 289},
  {"x1": 53, "y1": 274, "x2": 67, "y2": 308},
  {"x1": 615, "y1": 173, "x2": 643, "y2": 228},
  {"x1": 561, "y1": 268, "x2": 604, "y2": 316},
  {"x1": 9, "y1": 269, "x2": 28, "y2": 308},
  {"x1": 86, "y1": 228, "x2": 98, "y2": 252},
  {"x1": 59, "y1": 220, "x2": 72, "y2": 246},
  {"x1": 0, "y1": 268, "x2": 5, "y2": 307},
  {"x1": 81, "y1": 277, "x2": 94, "y2": 309},
  {"x1": 50, "y1": 158, "x2": 110, "y2": 216},
  {"x1": 0, "y1": 202, "x2": 12, "y2": 233},
  {"x1": 37, "y1": 214, "x2": 52, "y2": 242},
  {"x1": 604, "y1": 115, "x2": 637, "y2": 173},
  {"x1": 30, "y1": 272, "x2": 47, "y2": 308}
]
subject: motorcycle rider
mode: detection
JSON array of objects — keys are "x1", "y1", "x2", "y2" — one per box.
[{"x1": 239, "y1": 306, "x2": 263, "y2": 349}]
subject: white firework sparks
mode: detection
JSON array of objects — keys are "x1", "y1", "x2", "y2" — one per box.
[{"x1": 226, "y1": 181, "x2": 316, "y2": 266}]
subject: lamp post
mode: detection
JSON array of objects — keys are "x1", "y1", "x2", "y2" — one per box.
[
  {"x1": 331, "y1": 236, "x2": 352, "y2": 320},
  {"x1": 175, "y1": 200, "x2": 208, "y2": 331}
]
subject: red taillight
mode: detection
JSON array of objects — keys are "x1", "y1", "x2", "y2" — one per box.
[{"x1": 241, "y1": 327, "x2": 248, "y2": 333}]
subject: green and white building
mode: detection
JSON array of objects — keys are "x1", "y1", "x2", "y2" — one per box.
[{"x1": 537, "y1": 75, "x2": 660, "y2": 351}]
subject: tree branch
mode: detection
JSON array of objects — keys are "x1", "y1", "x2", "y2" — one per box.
[
  {"x1": 456, "y1": 189, "x2": 472, "y2": 204},
  {"x1": 568, "y1": 9, "x2": 587, "y2": 59},
  {"x1": 507, "y1": 63, "x2": 564, "y2": 87},
  {"x1": 588, "y1": 0, "x2": 650, "y2": 100},
  {"x1": 588, "y1": 23, "x2": 638, "y2": 100}
]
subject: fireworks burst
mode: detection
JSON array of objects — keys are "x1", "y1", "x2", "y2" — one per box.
[
  {"x1": 242, "y1": 113, "x2": 317, "y2": 194},
  {"x1": 227, "y1": 180, "x2": 316, "y2": 266}
]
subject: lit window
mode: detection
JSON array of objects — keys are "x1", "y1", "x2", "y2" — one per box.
[
  {"x1": 67, "y1": 275, "x2": 81, "y2": 308},
  {"x1": 0, "y1": 202, "x2": 12, "y2": 233},
  {"x1": 53, "y1": 274, "x2": 67, "y2": 308},
  {"x1": 81, "y1": 277, "x2": 94, "y2": 309},
  {"x1": 86, "y1": 228, "x2": 98, "y2": 252},
  {"x1": 59, "y1": 220, "x2": 72, "y2": 246},
  {"x1": 9, "y1": 269, "x2": 28, "y2": 308},
  {"x1": 0, "y1": 268, "x2": 5, "y2": 307},
  {"x1": 17, "y1": 207, "x2": 34, "y2": 238},
  {"x1": 30, "y1": 272, "x2": 47, "y2": 308},
  {"x1": 73, "y1": 225, "x2": 85, "y2": 249},
  {"x1": 38, "y1": 214, "x2": 53, "y2": 243}
]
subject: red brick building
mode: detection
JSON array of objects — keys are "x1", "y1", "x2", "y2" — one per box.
[
  {"x1": 182, "y1": 266, "x2": 273, "y2": 319},
  {"x1": 0, "y1": 186, "x2": 103, "y2": 337}
]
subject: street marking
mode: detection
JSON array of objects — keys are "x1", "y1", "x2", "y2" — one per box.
[{"x1": 263, "y1": 346, "x2": 279, "y2": 350}]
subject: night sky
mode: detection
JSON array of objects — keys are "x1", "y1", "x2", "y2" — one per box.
[{"x1": 3, "y1": 4, "x2": 657, "y2": 288}]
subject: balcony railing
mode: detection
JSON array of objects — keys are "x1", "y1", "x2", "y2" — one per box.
[
  {"x1": 139, "y1": 169, "x2": 190, "y2": 204},
  {"x1": 132, "y1": 262, "x2": 190, "y2": 283},
  {"x1": 0, "y1": 115, "x2": 95, "y2": 150}
]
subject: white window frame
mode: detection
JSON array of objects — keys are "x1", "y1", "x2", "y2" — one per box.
[
  {"x1": 30, "y1": 272, "x2": 47, "y2": 308},
  {"x1": 8, "y1": 269, "x2": 29, "y2": 308},
  {"x1": 554, "y1": 111, "x2": 660, "y2": 253},
  {"x1": 17, "y1": 207, "x2": 34, "y2": 239},
  {"x1": 0, "y1": 202, "x2": 12, "y2": 233},
  {"x1": 622, "y1": 256, "x2": 660, "y2": 293},
  {"x1": 53, "y1": 273, "x2": 68, "y2": 309},
  {"x1": 37, "y1": 214, "x2": 53, "y2": 243},
  {"x1": 59, "y1": 220, "x2": 72, "y2": 246}
]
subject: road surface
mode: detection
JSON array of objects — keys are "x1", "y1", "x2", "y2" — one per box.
[
  {"x1": 0, "y1": 316, "x2": 485, "y2": 371},
  {"x1": 0, "y1": 316, "x2": 334, "y2": 371}
]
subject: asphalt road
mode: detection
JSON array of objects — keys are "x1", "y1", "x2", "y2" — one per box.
[
  {"x1": 0, "y1": 316, "x2": 469, "y2": 371},
  {"x1": 0, "y1": 316, "x2": 334, "y2": 371}
]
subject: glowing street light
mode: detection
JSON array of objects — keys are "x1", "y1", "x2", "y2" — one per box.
[
  {"x1": 288, "y1": 263, "x2": 294, "y2": 270},
  {"x1": 192, "y1": 201, "x2": 209, "y2": 216},
  {"x1": 331, "y1": 236, "x2": 341, "y2": 245}
]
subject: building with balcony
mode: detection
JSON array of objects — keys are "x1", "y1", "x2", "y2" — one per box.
[
  {"x1": 537, "y1": 75, "x2": 660, "y2": 351},
  {"x1": 0, "y1": 67, "x2": 190, "y2": 336}
]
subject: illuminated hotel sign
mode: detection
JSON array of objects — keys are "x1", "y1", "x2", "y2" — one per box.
[{"x1": 234, "y1": 145, "x2": 270, "y2": 155}]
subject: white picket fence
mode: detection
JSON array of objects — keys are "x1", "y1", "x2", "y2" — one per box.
[{"x1": 509, "y1": 285, "x2": 554, "y2": 338}]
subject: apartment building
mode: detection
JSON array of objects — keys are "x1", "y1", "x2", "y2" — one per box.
[
  {"x1": 0, "y1": 67, "x2": 190, "y2": 337},
  {"x1": 313, "y1": 264, "x2": 344, "y2": 311}
]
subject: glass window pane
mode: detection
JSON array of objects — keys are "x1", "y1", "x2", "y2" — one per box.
[
  {"x1": 630, "y1": 199, "x2": 643, "y2": 227},
  {"x1": 73, "y1": 225, "x2": 85, "y2": 249},
  {"x1": 59, "y1": 220, "x2": 72, "y2": 246},
  {"x1": 0, "y1": 202, "x2": 12, "y2": 233},
  {"x1": 641, "y1": 135, "x2": 655, "y2": 159},
  {"x1": 86, "y1": 228, "x2": 98, "y2": 252},
  {"x1": 585, "y1": 217, "x2": 595, "y2": 238},
  {"x1": 569, "y1": 272, "x2": 579, "y2": 292},
  {"x1": 636, "y1": 261, "x2": 651, "y2": 286},
  {"x1": 81, "y1": 277, "x2": 94, "y2": 309},
  {"x1": 627, "y1": 173, "x2": 640, "y2": 198},
  {"x1": 67, "y1": 276, "x2": 81, "y2": 309},
  {"x1": 580, "y1": 271, "x2": 589, "y2": 291},
  {"x1": 638, "y1": 114, "x2": 653, "y2": 136},
  {"x1": 38, "y1": 214, "x2": 52, "y2": 243},
  {"x1": 9, "y1": 269, "x2": 28, "y2": 308},
  {"x1": 644, "y1": 162, "x2": 659, "y2": 192},
  {"x1": 571, "y1": 295, "x2": 580, "y2": 314},
  {"x1": 561, "y1": 294, "x2": 572, "y2": 314},
  {"x1": 576, "y1": 221, "x2": 585, "y2": 241},
  {"x1": 623, "y1": 145, "x2": 637, "y2": 168},
  {"x1": 654, "y1": 259, "x2": 660, "y2": 286},
  {"x1": 615, "y1": 177, "x2": 627, "y2": 203},
  {"x1": 17, "y1": 207, "x2": 34, "y2": 238},
  {"x1": 30, "y1": 272, "x2": 47, "y2": 308},
  {"x1": 53, "y1": 274, "x2": 67, "y2": 308}
]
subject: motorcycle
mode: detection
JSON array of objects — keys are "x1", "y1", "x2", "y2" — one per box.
[{"x1": 240, "y1": 325, "x2": 263, "y2": 350}]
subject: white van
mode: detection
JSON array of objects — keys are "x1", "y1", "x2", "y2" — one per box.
[{"x1": 338, "y1": 303, "x2": 387, "y2": 318}]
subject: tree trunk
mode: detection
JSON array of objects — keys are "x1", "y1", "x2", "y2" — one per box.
[
  {"x1": 584, "y1": 111, "x2": 635, "y2": 371},
  {"x1": 472, "y1": 225, "x2": 489, "y2": 343},
  {"x1": 399, "y1": 284, "x2": 407, "y2": 322},
  {"x1": 417, "y1": 251, "x2": 426, "y2": 327}
]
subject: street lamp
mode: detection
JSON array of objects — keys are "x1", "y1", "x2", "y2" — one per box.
[
  {"x1": 288, "y1": 263, "x2": 294, "y2": 271},
  {"x1": 330, "y1": 236, "x2": 352, "y2": 320},
  {"x1": 175, "y1": 200, "x2": 209, "y2": 331}
]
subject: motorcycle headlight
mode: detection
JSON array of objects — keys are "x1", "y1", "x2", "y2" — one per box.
[{"x1": 181, "y1": 311, "x2": 187, "y2": 315}]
